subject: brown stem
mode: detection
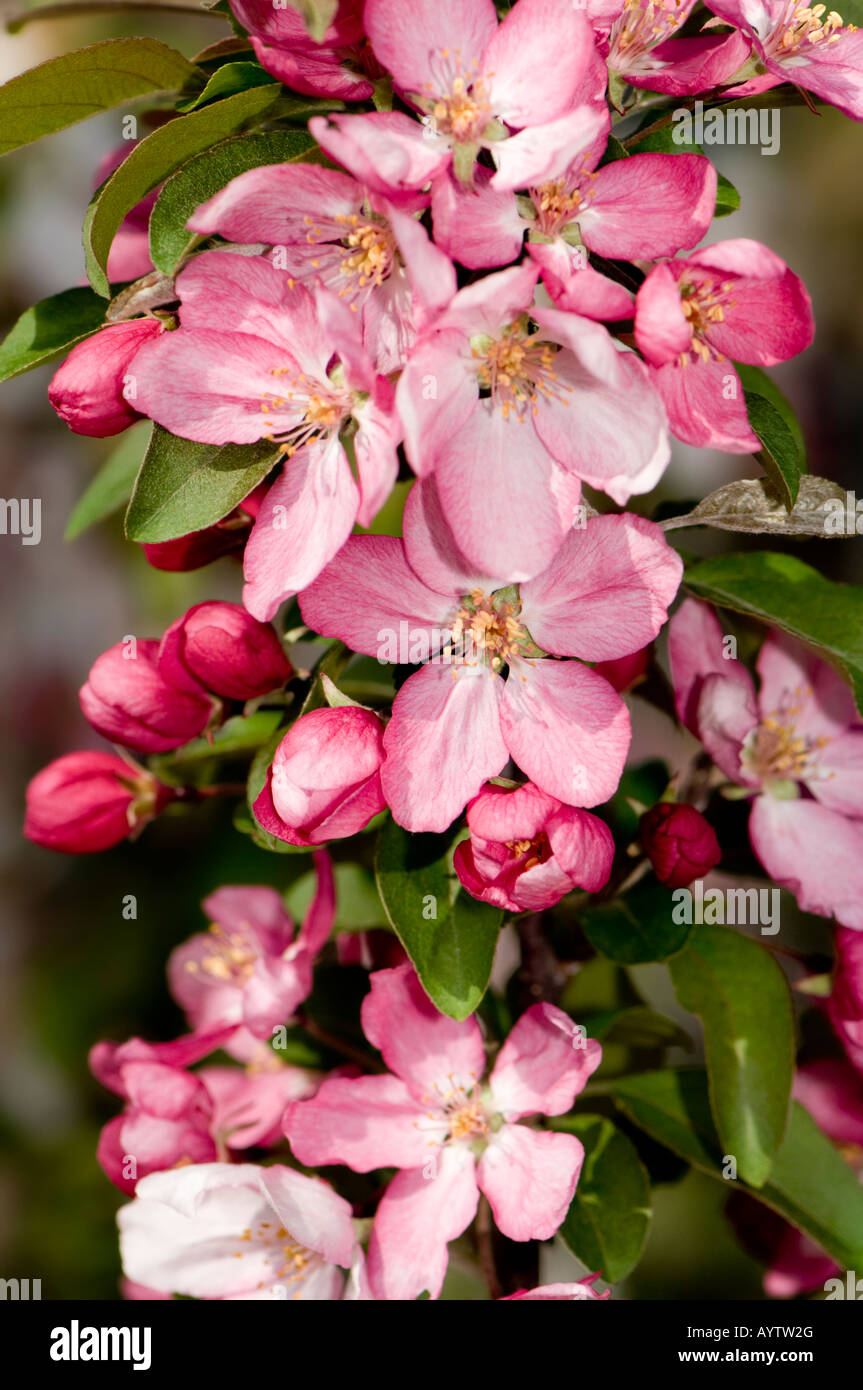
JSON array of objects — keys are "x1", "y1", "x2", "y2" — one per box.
[{"x1": 295, "y1": 1014, "x2": 385, "y2": 1073}]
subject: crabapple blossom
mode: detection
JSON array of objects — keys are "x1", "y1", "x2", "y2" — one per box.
[
  {"x1": 48, "y1": 318, "x2": 162, "y2": 437},
  {"x1": 502, "y1": 1274, "x2": 611, "y2": 1299},
  {"x1": 24, "y1": 752, "x2": 173, "y2": 853},
  {"x1": 79, "y1": 639, "x2": 216, "y2": 754},
  {"x1": 157, "y1": 601, "x2": 292, "y2": 702},
  {"x1": 228, "y1": 0, "x2": 376, "y2": 100},
  {"x1": 284, "y1": 964, "x2": 602, "y2": 1300},
  {"x1": 603, "y1": 0, "x2": 751, "y2": 99},
  {"x1": 829, "y1": 928, "x2": 863, "y2": 1073},
  {"x1": 639, "y1": 801, "x2": 722, "y2": 888}
]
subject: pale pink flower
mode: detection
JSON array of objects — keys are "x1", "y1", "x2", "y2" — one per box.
[
  {"x1": 669, "y1": 599, "x2": 863, "y2": 927},
  {"x1": 127, "y1": 251, "x2": 402, "y2": 619},
  {"x1": 229, "y1": 0, "x2": 376, "y2": 100},
  {"x1": 301, "y1": 479, "x2": 682, "y2": 831},
  {"x1": 603, "y1": 0, "x2": 751, "y2": 97},
  {"x1": 118, "y1": 1162, "x2": 356, "y2": 1299},
  {"x1": 635, "y1": 239, "x2": 814, "y2": 451},
  {"x1": 285, "y1": 963, "x2": 601, "y2": 1300},
  {"x1": 502, "y1": 1273, "x2": 611, "y2": 1299}
]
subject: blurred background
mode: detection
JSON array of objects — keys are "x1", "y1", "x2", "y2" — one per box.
[{"x1": 0, "y1": 5, "x2": 860, "y2": 1299}]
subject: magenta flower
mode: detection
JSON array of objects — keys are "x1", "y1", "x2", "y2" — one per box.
[
  {"x1": 158, "y1": 601, "x2": 292, "y2": 702},
  {"x1": 128, "y1": 250, "x2": 402, "y2": 619},
  {"x1": 301, "y1": 481, "x2": 682, "y2": 831},
  {"x1": 24, "y1": 751, "x2": 172, "y2": 854},
  {"x1": 638, "y1": 801, "x2": 722, "y2": 888},
  {"x1": 669, "y1": 599, "x2": 863, "y2": 927},
  {"x1": 187, "y1": 163, "x2": 456, "y2": 373},
  {"x1": 254, "y1": 706, "x2": 387, "y2": 847},
  {"x1": 48, "y1": 319, "x2": 162, "y2": 437},
  {"x1": 119, "y1": 1162, "x2": 357, "y2": 1300},
  {"x1": 168, "y1": 861, "x2": 335, "y2": 1056},
  {"x1": 79, "y1": 640, "x2": 216, "y2": 754},
  {"x1": 708, "y1": 0, "x2": 863, "y2": 121},
  {"x1": 285, "y1": 964, "x2": 601, "y2": 1300},
  {"x1": 229, "y1": 0, "x2": 376, "y2": 100},
  {"x1": 829, "y1": 928, "x2": 863, "y2": 1073},
  {"x1": 362, "y1": 0, "x2": 608, "y2": 191},
  {"x1": 454, "y1": 781, "x2": 615, "y2": 912},
  {"x1": 603, "y1": 0, "x2": 751, "y2": 98},
  {"x1": 397, "y1": 263, "x2": 670, "y2": 577},
  {"x1": 635, "y1": 239, "x2": 814, "y2": 451}
]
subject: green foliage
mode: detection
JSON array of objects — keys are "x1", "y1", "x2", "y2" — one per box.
[
  {"x1": 0, "y1": 287, "x2": 107, "y2": 382},
  {"x1": 559, "y1": 1114, "x2": 652, "y2": 1282}
]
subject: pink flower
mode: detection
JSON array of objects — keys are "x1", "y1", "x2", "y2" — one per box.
[
  {"x1": 118, "y1": 1162, "x2": 356, "y2": 1299},
  {"x1": 158, "y1": 601, "x2": 292, "y2": 702},
  {"x1": 829, "y1": 928, "x2": 863, "y2": 1073},
  {"x1": 168, "y1": 859, "x2": 335, "y2": 1055},
  {"x1": 285, "y1": 964, "x2": 601, "y2": 1300},
  {"x1": 79, "y1": 640, "x2": 216, "y2": 754},
  {"x1": 253, "y1": 706, "x2": 387, "y2": 847},
  {"x1": 603, "y1": 0, "x2": 751, "y2": 98},
  {"x1": 48, "y1": 319, "x2": 162, "y2": 437},
  {"x1": 708, "y1": 0, "x2": 863, "y2": 121},
  {"x1": 362, "y1": 0, "x2": 609, "y2": 191},
  {"x1": 300, "y1": 480, "x2": 682, "y2": 831},
  {"x1": 187, "y1": 162, "x2": 456, "y2": 374},
  {"x1": 397, "y1": 262, "x2": 670, "y2": 577},
  {"x1": 502, "y1": 1273, "x2": 611, "y2": 1299},
  {"x1": 639, "y1": 801, "x2": 722, "y2": 888},
  {"x1": 635, "y1": 239, "x2": 814, "y2": 451},
  {"x1": 669, "y1": 599, "x2": 863, "y2": 927},
  {"x1": 228, "y1": 0, "x2": 376, "y2": 99},
  {"x1": 454, "y1": 781, "x2": 615, "y2": 911},
  {"x1": 128, "y1": 251, "x2": 402, "y2": 619},
  {"x1": 24, "y1": 751, "x2": 172, "y2": 854}
]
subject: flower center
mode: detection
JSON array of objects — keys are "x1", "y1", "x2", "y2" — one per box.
[
  {"x1": 421, "y1": 51, "x2": 492, "y2": 143},
  {"x1": 187, "y1": 923, "x2": 257, "y2": 983},
  {"x1": 448, "y1": 1099, "x2": 489, "y2": 1142},
  {"x1": 531, "y1": 176, "x2": 594, "y2": 238},
  {"x1": 449, "y1": 588, "x2": 537, "y2": 670},
  {"x1": 744, "y1": 692, "x2": 830, "y2": 787},
  {"x1": 505, "y1": 832, "x2": 551, "y2": 871},
  {"x1": 768, "y1": 2, "x2": 854, "y2": 58},
  {"x1": 234, "y1": 1219, "x2": 315, "y2": 1294},
  {"x1": 677, "y1": 276, "x2": 736, "y2": 366},
  {"x1": 334, "y1": 214, "x2": 396, "y2": 295},
  {"x1": 261, "y1": 368, "x2": 352, "y2": 456},
  {"x1": 609, "y1": 0, "x2": 691, "y2": 69},
  {"x1": 472, "y1": 319, "x2": 570, "y2": 421}
]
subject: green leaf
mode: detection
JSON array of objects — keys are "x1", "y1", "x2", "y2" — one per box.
[
  {"x1": 743, "y1": 391, "x2": 804, "y2": 510},
  {"x1": 375, "y1": 817, "x2": 502, "y2": 1020},
  {"x1": 125, "y1": 426, "x2": 279, "y2": 542},
  {"x1": 735, "y1": 362, "x2": 806, "y2": 455},
  {"x1": 149, "y1": 129, "x2": 316, "y2": 274},
  {"x1": 611, "y1": 1069, "x2": 863, "y2": 1272},
  {"x1": 714, "y1": 171, "x2": 740, "y2": 217},
  {"x1": 669, "y1": 924, "x2": 794, "y2": 1186},
  {"x1": 0, "y1": 38, "x2": 197, "y2": 157},
  {"x1": 161, "y1": 710, "x2": 284, "y2": 770},
  {"x1": 176, "y1": 62, "x2": 277, "y2": 112},
  {"x1": 83, "y1": 82, "x2": 281, "y2": 296},
  {"x1": 585, "y1": 1006, "x2": 694, "y2": 1052},
  {"x1": 285, "y1": 863, "x2": 387, "y2": 932},
  {"x1": 559, "y1": 1115, "x2": 652, "y2": 1282},
  {"x1": 65, "y1": 421, "x2": 152, "y2": 540},
  {"x1": 0, "y1": 286, "x2": 107, "y2": 383},
  {"x1": 684, "y1": 550, "x2": 863, "y2": 715},
  {"x1": 580, "y1": 875, "x2": 692, "y2": 964}
]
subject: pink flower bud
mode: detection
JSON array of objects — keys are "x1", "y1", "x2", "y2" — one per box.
[
  {"x1": 639, "y1": 802, "x2": 721, "y2": 889},
  {"x1": 593, "y1": 645, "x2": 651, "y2": 693},
  {"x1": 48, "y1": 318, "x2": 162, "y2": 437},
  {"x1": 254, "y1": 706, "x2": 386, "y2": 846},
  {"x1": 454, "y1": 782, "x2": 615, "y2": 913},
  {"x1": 24, "y1": 751, "x2": 171, "y2": 853},
  {"x1": 158, "y1": 601, "x2": 292, "y2": 701},
  {"x1": 79, "y1": 639, "x2": 215, "y2": 753}
]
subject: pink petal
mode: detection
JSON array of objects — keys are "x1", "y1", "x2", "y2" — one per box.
[
  {"x1": 489, "y1": 105, "x2": 609, "y2": 193},
  {"x1": 483, "y1": 0, "x2": 596, "y2": 128},
  {"x1": 527, "y1": 242, "x2": 635, "y2": 321},
  {"x1": 187, "y1": 163, "x2": 361, "y2": 243},
  {"x1": 367, "y1": 1144, "x2": 479, "y2": 1300},
  {"x1": 749, "y1": 795, "x2": 863, "y2": 929},
  {"x1": 309, "y1": 111, "x2": 452, "y2": 195},
  {"x1": 489, "y1": 1002, "x2": 602, "y2": 1119},
  {"x1": 581, "y1": 153, "x2": 716, "y2": 259},
  {"x1": 478, "y1": 1124, "x2": 583, "y2": 1241},
  {"x1": 546, "y1": 806, "x2": 616, "y2": 893},
  {"x1": 794, "y1": 1059, "x2": 863, "y2": 1148},
  {"x1": 431, "y1": 168, "x2": 525, "y2": 270},
  {"x1": 384, "y1": 198, "x2": 458, "y2": 322},
  {"x1": 360, "y1": 963, "x2": 487, "y2": 1098},
  {"x1": 396, "y1": 331, "x2": 479, "y2": 475},
  {"x1": 364, "y1": 0, "x2": 498, "y2": 95},
  {"x1": 756, "y1": 631, "x2": 858, "y2": 742},
  {"x1": 285, "y1": 1073, "x2": 433, "y2": 1170},
  {"x1": 651, "y1": 358, "x2": 759, "y2": 452},
  {"x1": 635, "y1": 262, "x2": 691, "y2": 367},
  {"x1": 696, "y1": 671, "x2": 759, "y2": 783},
  {"x1": 668, "y1": 597, "x2": 755, "y2": 733},
  {"x1": 686, "y1": 240, "x2": 814, "y2": 364},
  {"x1": 403, "y1": 476, "x2": 506, "y2": 596},
  {"x1": 258, "y1": 1165, "x2": 356, "y2": 1266}
]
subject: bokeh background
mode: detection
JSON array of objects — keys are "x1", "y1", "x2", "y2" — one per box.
[{"x1": 0, "y1": 5, "x2": 860, "y2": 1299}]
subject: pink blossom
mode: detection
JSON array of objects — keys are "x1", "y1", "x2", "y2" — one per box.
[
  {"x1": 454, "y1": 781, "x2": 615, "y2": 912},
  {"x1": 669, "y1": 599, "x2": 863, "y2": 927},
  {"x1": 639, "y1": 801, "x2": 722, "y2": 887},
  {"x1": 128, "y1": 251, "x2": 402, "y2": 619},
  {"x1": 361, "y1": 0, "x2": 609, "y2": 191},
  {"x1": 79, "y1": 639, "x2": 216, "y2": 754},
  {"x1": 229, "y1": 0, "x2": 376, "y2": 100},
  {"x1": 284, "y1": 964, "x2": 601, "y2": 1300},
  {"x1": 158, "y1": 601, "x2": 292, "y2": 702},
  {"x1": 708, "y1": 0, "x2": 863, "y2": 121},
  {"x1": 48, "y1": 319, "x2": 162, "y2": 437},
  {"x1": 300, "y1": 480, "x2": 682, "y2": 830},
  {"x1": 635, "y1": 239, "x2": 814, "y2": 451},
  {"x1": 502, "y1": 1273, "x2": 611, "y2": 1299},
  {"x1": 187, "y1": 162, "x2": 456, "y2": 373},
  {"x1": 593, "y1": 645, "x2": 651, "y2": 693},
  {"x1": 24, "y1": 751, "x2": 172, "y2": 854},
  {"x1": 829, "y1": 928, "x2": 863, "y2": 1073},
  {"x1": 118, "y1": 1162, "x2": 356, "y2": 1299},
  {"x1": 603, "y1": 0, "x2": 751, "y2": 98},
  {"x1": 253, "y1": 706, "x2": 387, "y2": 847},
  {"x1": 397, "y1": 263, "x2": 670, "y2": 577},
  {"x1": 168, "y1": 859, "x2": 335, "y2": 1055}
]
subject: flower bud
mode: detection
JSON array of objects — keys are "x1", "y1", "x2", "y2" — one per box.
[
  {"x1": 24, "y1": 751, "x2": 171, "y2": 853},
  {"x1": 48, "y1": 318, "x2": 162, "y2": 437},
  {"x1": 253, "y1": 706, "x2": 386, "y2": 846},
  {"x1": 593, "y1": 645, "x2": 650, "y2": 693},
  {"x1": 639, "y1": 802, "x2": 721, "y2": 888},
  {"x1": 79, "y1": 640, "x2": 215, "y2": 753},
  {"x1": 158, "y1": 601, "x2": 292, "y2": 701}
]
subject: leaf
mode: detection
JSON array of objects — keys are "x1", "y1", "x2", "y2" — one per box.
[
  {"x1": 176, "y1": 62, "x2": 277, "y2": 112},
  {"x1": 585, "y1": 1006, "x2": 694, "y2": 1052},
  {"x1": 743, "y1": 391, "x2": 804, "y2": 509},
  {"x1": 0, "y1": 37, "x2": 197, "y2": 157},
  {"x1": 684, "y1": 550, "x2": 863, "y2": 714},
  {"x1": 580, "y1": 875, "x2": 692, "y2": 964},
  {"x1": 158, "y1": 710, "x2": 284, "y2": 772},
  {"x1": 83, "y1": 82, "x2": 281, "y2": 296},
  {"x1": 125, "y1": 426, "x2": 279, "y2": 542},
  {"x1": 735, "y1": 362, "x2": 806, "y2": 457},
  {"x1": 149, "y1": 129, "x2": 317, "y2": 274},
  {"x1": 0, "y1": 286, "x2": 107, "y2": 383},
  {"x1": 65, "y1": 421, "x2": 152, "y2": 540},
  {"x1": 661, "y1": 475, "x2": 848, "y2": 536},
  {"x1": 375, "y1": 817, "x2": 502, "y2": 1021},
  {"x1": 669, "y1": 924, "x2": 794, "y2": 1186},
  {"x1": 714, "y1": 172, "x2": 740, "y2": 217},
  {"x1": 611, "y1": 1069, "x2": 863, "y2": 1273},
  {"x1": 558, "y1": 1115, "x2": 652, "y2": 1282}
]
